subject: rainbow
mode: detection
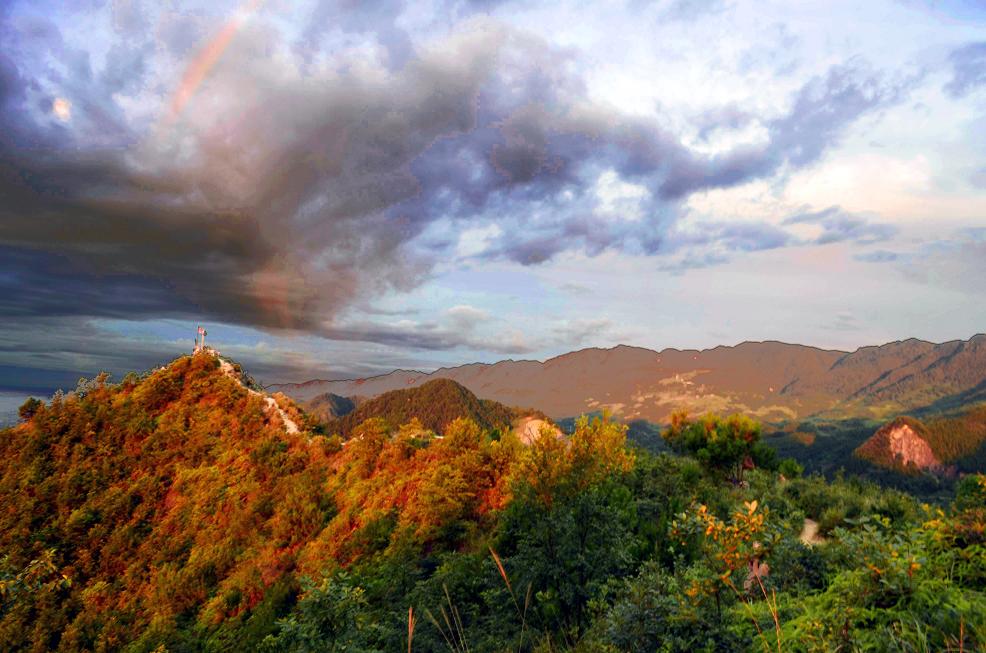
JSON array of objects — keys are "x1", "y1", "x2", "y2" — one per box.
[{"x1": 167, "y1": 0, "x2": 264, "y2": 122}]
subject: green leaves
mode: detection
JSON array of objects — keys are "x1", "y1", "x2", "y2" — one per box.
[{"x1": 662, "y1": 412, "x2": 767, "y2": 483}]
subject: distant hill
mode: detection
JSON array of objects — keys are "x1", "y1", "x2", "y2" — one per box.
[
  {"x1": 323, "y1": 378, "x2": 521, "y2": 437},
  {"x1": 855, "y1": 405, "x2": 986, "y2": 474},
  {"x1": 306, "y1": 392, "x2": 356, "y2": 421},
  {"x1": 272, "y1": 335, "x2": 986, "y2": 424},
  {"x1": 854, "y1": 417, "x2": 943, "y2": 473}
]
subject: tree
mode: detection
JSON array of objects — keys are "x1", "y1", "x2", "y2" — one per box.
[
  {"x1": 662, "y1": 412, "x2": 770, "y2": 483},
  {"x1": 260, "y1": 572, "x2": 370, "y2": 652},
  {"x1": 17, "y1": 397, "x2": 42, "y2": 421},
  {"x1": 497, "y1": 415, "x2": 636, "y2": 638}
]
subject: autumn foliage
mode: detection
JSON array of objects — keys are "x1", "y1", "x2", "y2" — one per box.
[{"x1": 0, "y1": 353, "x2": 633, "y2": 651}]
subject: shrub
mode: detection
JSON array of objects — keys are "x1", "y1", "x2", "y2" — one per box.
[{"x1": 18, "y1": 397, "x2": 42, "y2": 421}]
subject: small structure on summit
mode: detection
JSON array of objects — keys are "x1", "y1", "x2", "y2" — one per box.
[{"x1": 193, "y1": 325, "x2": 209, "y2": 353}]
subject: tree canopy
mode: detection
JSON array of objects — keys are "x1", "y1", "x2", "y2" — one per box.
[{"x1": 662, "y1": 411, "x2": 776, "y2": 482}]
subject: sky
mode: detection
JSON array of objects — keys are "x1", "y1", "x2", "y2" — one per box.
[{"x1": 0, "y1": 0, "x2": 985, "y2": 393}]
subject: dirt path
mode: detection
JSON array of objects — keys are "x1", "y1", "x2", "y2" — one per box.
[{"x1": 217, "y1": 356, "x2": 300, "y2": 434}]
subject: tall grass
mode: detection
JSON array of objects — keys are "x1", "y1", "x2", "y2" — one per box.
[{"x1": 419, "y1": 548, "x2": 535, "y2": 653}]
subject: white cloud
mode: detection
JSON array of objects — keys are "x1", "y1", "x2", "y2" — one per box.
[
  {"x1": 455, "y1": 224, "x2": 503, "y2": 258},
  {"x1": 446, "y1": 304, "x2": 491, "y2": 330},
  {"x1": 593, "y1": 170, "x2": 650, "y2": 221}
]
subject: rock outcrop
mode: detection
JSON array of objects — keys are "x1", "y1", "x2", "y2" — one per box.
[{"x1": 855, "y1": 417, "x2": 941, "y2": 471}]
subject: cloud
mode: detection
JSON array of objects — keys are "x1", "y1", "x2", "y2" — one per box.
[
  {"x1": 847, "y1": 230, "x2": 986, "y2": 296},
  {"x1": 1, "y1": 12, "x2": 501, "y2": 331},
  {"x1": 898, "y1": 233, "x2": 986, "y2": 296},
  {"x1": 658, "y1": 0, "x2": 731, "y2": 22},
  {"x1": 559, "y1": 282, "x2": 591, "y2": 296},
  {"x1": 783, "y1": 206, "x2": 897, "y2": 245},
  {"x1": 945, "y1": 41, "x2": 986, "y2": 98},
  {"x1": 319, "y1": 318, "x2": 535, "y2": 355},
  {"x1": 822, "y1": 311, "x2": 863, "y2": 332},
  {"x1": 0, "y1": 315, "x2": 444, "y2": 393},
  {"x1": 854, "y1": 249, "x2": 899, "y2": 263},
  {"x1": 551, "y1": 318, "x2": 615, "y2": 346},
  {"x1": 0, "y1": 2, "x2": 914, "y2": 363},
  {"x1": 446, "y1": 304, "x2": 492, "y2": 330}
]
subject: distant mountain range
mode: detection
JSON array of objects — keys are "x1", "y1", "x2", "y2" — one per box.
[{"x1": 273, "y1": 335, "x2": 986, "y2": 424}]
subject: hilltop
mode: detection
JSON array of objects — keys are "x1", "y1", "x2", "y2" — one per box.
[
  {"x1": 855, "y1": 405, "x2": 986, "y2": 474},
  {"x1": 305, "y1": 392, "x2": 356, "y2": 422},
  {"x1": 0, "y1": 352, "x2": 325, "y2": 648},
  {"x1": 273, "y1": 335, "x2": 986, "y2": 424},
  {"x1": 319, "y1": 378, "x2": 532, "y2": 438}
]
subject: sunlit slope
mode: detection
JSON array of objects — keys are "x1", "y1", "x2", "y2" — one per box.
[
  {"x1": 275, "y1": 335, "x2": 986, "y2": 422},
  {"x1": 0, "y1": 353, "x2": 550, "y2": 649}
]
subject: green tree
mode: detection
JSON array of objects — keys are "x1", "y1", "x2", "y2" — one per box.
[
  {"x1": 261, "y1": 572, "x2": 375, "y2": 652},
  {"x1": 496, "y1": 416, "x2": 637, "y2": 639},
  {"x1": 662, "y1": 412, "x2": 771, "y2": 482}
]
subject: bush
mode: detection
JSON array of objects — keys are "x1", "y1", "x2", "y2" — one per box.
[
  {"x1": 779, "y1": 457, "x2": 804, "y2": 479},
  {"x1": 18, "y1": 397, "x2": 42, "y2": 421},
  {"x1": 662, "y1": 412, "x2": 765, "y2": 482}
]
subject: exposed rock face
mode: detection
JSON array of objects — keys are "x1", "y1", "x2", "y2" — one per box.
[
  {"x1": 855, "y1": 417, "x2": 941, "y2": 471},
  {"x1": 885, "y1": 423, "x2": 938, "y2": 468},
  {"x1": 515, "y1": 417, "x2": 562, "y2": 445}
]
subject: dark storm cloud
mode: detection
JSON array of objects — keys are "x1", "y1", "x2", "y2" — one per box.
[
  {"x1": 321, "y1": 321, "x2": 534, "y2": 355},
  {"x1": 0, "y1": 247, "x2": 198, "y2": 319},
  {"x1": 0, "y1": 5, "x2": 908, "y2": 353},
  {"x1": 0, "y1": 313, "x2": 528, "y2": 393},
  {"x1": 945, "y1": 41, "x2": 986, "y2": 98}
]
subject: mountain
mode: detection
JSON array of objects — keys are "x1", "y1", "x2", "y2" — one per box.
[
  {"x1": 272, "y1": 335, "x2": 986, "y2": 424},
  {"x1": 855, "y1": 405, "x2": 986, "y2": 473},
  {"x1": 321, "y1": 378, "x2": 524, "y2": 438},
  {"x1": 0, "y1": 352, "x2": 321, "y2": 648},
  {"x1": 306, "y1": 392, "x2": 356, "y2": 422},
  {"x1": 0, "y1": 351, "x2": 539, "y2": 650}
]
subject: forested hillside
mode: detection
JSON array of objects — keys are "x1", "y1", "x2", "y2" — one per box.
[
  {"x1": 1, "y1": 354, "x2": 984, "y2": 651},
  {"x1": 320, "y1": 378, "x2": 526, "y2": 438},
  {"x1": 305, "y1": 392, "x2": 356, "y2": 422}
]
